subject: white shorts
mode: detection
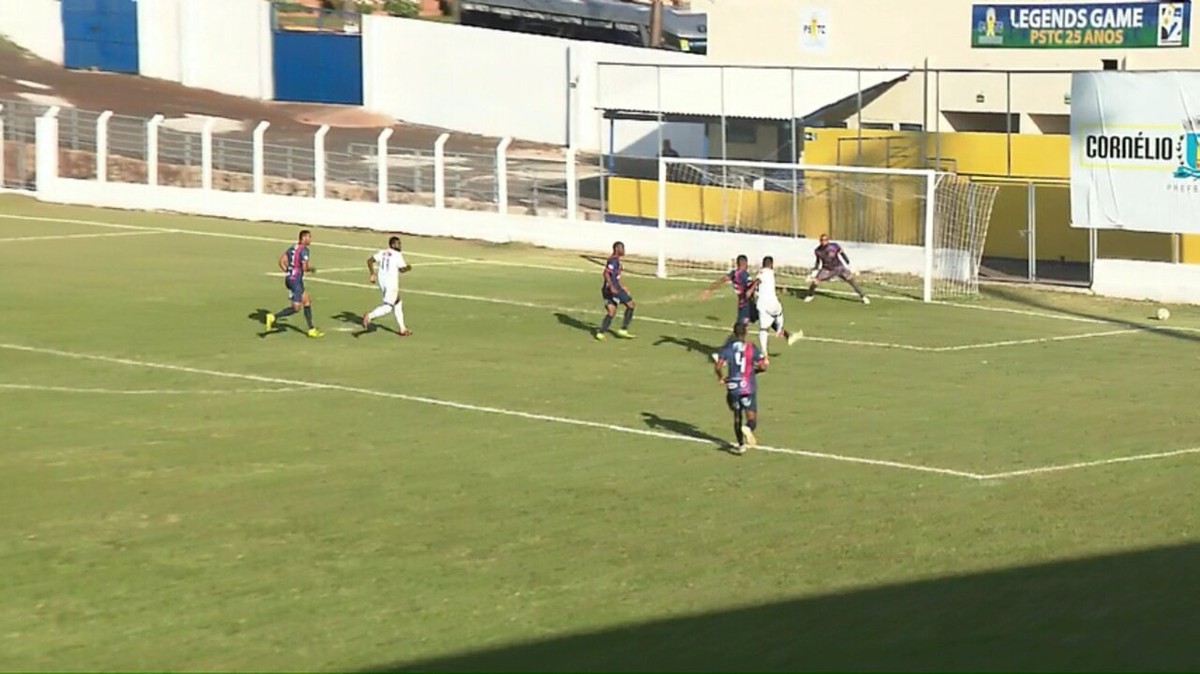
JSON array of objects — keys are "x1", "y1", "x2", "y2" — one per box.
[
  {"x1": 379, "y1": 283, "x2": 400, "y2": 306},
  {"x1": 757, "y1": 300, "x2": 782, "y2": 329}
]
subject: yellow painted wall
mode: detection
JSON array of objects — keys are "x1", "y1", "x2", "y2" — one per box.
[{"x1": 607, "y1": 173, "x2": 924, "y2": 245}]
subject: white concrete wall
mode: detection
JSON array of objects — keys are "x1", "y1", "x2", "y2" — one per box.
[
  {"x1": 1093, "y1": 259, "x2": 1200, "y2": 304},
  {"x1": 34, "y1": 171, "x2": 923, "y2": 277},
  {"x1": 0, "y1": 0, "x2": 64, "y2": 65},
  {"x1": 137, "y1": 0, "x2": 183, "y2": 83},
  {"x1": 170, "y1": 0, "x2": 273, "y2": 99},
  {"x1": 362, "y1": 15, "x2": 703, "y2": 152}
]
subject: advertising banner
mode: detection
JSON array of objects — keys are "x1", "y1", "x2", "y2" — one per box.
[
  {"x1": 972, "y1": 2, "x2": 1190, "y2": 48},
  {"x1": 1070, "y1": 71, "x2": 1200, "y2": 232}
]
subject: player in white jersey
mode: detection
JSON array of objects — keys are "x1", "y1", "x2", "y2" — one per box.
[
  {"x1": 752, "y1": 256, "x2": 802, "y2": 357},
  {"x1": 361, "y1": 236, "x2": 413, "y2": 336}
]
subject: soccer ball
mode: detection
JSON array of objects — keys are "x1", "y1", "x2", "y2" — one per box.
[{"x1": 1157, "y1": 307, "x2": 1171, "y2": 321}]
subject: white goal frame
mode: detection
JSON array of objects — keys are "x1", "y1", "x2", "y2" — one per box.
[{"x1": 656, "y1": 157, "x2": 940, "y2": 302}]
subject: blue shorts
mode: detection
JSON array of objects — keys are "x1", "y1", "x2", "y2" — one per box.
[
  {"x1": 603, "y1": 288, "x2": 633, "y2": 306},
  {"x1": 726, "y1": 391, "x2": 757, "y2": 413},
  {"x1": 285, "y1": 277, "x2": 305, "y2": 303},
  {"x1": 737, "y1": 304, "x2": 758, "y2": 325}
]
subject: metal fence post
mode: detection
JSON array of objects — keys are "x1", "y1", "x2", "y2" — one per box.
[
  {"x1": 496, "y1": 137, "x2": 512, "y2": 214},
  {"x1": 1027, "y1": 181, "x2": 1036, "y2": 282},
  {"x1": 96, "y1": 111, "x2": 113, "y2": 182},
  {"x1": 314, "y1": 124, "x2": 330, "y2": 199},
  {"x1": 565, "y1": 147, "x2": 578, "y2": 222},
  {"x1": 434, "y1": 133, "x2": 449, "y2": 209},
  {"x1": 252, "y1": 121, "x2": 270, "y2": 194},
  {"x1": 377, "y1": 128, "x2": 393, "y2": 205}
]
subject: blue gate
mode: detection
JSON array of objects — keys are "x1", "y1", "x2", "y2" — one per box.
[
  {"x1": 61, "y1": 0, "x2": 140, "y2": 74},
  {"x1": 273, "y1": 30, "x2": 364, "y2": 106}
]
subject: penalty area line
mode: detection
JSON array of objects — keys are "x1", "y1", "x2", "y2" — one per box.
[
  {"x1": 0, "y1": 342, "x2": 981, "y2": 481},
  {"x1": 286, "y1": 274, "x2": 936, "y2": 352},
  {"x1": 979, "y1": 446, "x2": 1200, "y2": 480}
]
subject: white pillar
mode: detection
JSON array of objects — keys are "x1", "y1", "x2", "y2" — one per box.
[
  {"x1": 377, "y1": 128, "x2": 393, "y2": 205},
  {"x1": 433, "y1": 132, "x2": 449, "y2": 209},
  {"x1": 496, "y1": 137, "x2": 512, "y2": 214},
  {"x1": 34, "y1": 108, "x2": 61, "y2": 195},
  {"x1": 147, "y1": 114, "x2": 165, "y2": 187},
  {"x1": 565, "y1": 147, "x2": 577, "y2": 221},
  {"x1": 252, "y1": 121, "x2": 270, "y2": 194},
  {"x1": 96, "y1": 110, "x2": 113, "y2": 183},
  {"x1": 201, "y1": 116, "x2": 216, "y2": 190},
  {"x1": 0, "y1": 103, "x2": 6, "y2": 188},
  {"x1": 314, "y1": 124, "x2": 330, "y2": 199}
]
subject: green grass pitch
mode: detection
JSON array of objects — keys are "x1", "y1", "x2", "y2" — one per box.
[{"x1": 1, "y1": 194, "x2": 1198, "y2": 671}]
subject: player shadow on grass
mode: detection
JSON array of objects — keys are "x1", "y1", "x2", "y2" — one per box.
[
  {"x1": 981, "y1": 286, "x2": 1200, "y2": 344},
  {"x1": 246, "y1": 308, "x2": 305, "y2": 338},
  {"x1": 652, "y1": 335, "x2": 720, "y2": 361},
  {"x1": 361, "y1": 540, "x2": 1200, "y2": 672},
  {"x1": 641, "y1": 412, "x2": 735, "y2": 454},
  {"x1": 554, "y1": 312, "x2": 596, "y2": 335},
  {"x1": 331, "y1": 310, "x2": 399, "y2": 338}
]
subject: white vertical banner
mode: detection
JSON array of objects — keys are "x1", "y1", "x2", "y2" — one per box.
[
  {"x1": 1070, "y1": 71, "x2": 1200, "y2": 233},
  {"x1": 798, "y1": 6, "x2": 831, "y2": 54}
]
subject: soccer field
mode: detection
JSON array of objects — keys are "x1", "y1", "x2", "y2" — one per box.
[{"x1": 2, "y1": 194, "x2": 1198, "y2": 671}]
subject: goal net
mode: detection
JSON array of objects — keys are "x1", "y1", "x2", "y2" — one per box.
[{"x1": 654, "y1": 158, "x2": 999, "y2": 302}]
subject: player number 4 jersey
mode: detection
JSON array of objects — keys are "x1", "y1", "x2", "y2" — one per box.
[
  {"x1": 716, "y1": 340, "x2": 764, "y2": 394},
  {"x1": 373, "y1": 249, "x2": 407, "y2": 286}
]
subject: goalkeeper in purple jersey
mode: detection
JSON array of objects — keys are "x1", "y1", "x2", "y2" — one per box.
[{"x1": 804, "y1": 233, "x2": 871, "y2": 305}]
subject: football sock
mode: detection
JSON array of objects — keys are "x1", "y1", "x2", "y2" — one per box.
[
  {"x1": 733, "y1": 408, "x2": 745, "y2": 445},
  {"x1": 621, "y1": 306, "x2": 635, "y2": 329},
  {"x1": 275, "y1": 306, "x2": 297, "y2": 319},
  {"x1": 393, "y1": 301, "x2": 408, "y2": 331},
  {"x1": 599, "y1": 314, "x2": 614, "y2": 333},
  {"x1": 368, "y1": 304, "x2": 391, "y2": 320},
  {"x1": 748, "y1": 416, "x2": 758, "y2": 431},
  {"x1": 759, "y1": 329, "x2": 769, "y2": 354},
  {"x1": 848, "y1": 278, "x2": 867, "y2": 297},
  {"x1": 303, "y1": 305, "x2": 314, "y2": 329}
]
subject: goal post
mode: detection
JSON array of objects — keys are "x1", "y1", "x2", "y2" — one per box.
[{"x1": 654, "y1": 157, "x2": 999, "y2": 302}]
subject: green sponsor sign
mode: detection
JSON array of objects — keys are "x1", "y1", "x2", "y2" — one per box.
[{"x1": 972, "y1": 2, "x2": 1191, "y2": 48}]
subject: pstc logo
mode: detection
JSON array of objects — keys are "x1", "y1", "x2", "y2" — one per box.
[{"x1": 1175, "y1": 133, "x2": 1200, "y2": 179}]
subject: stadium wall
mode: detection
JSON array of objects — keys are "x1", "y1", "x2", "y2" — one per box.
[
  {"x1": 0, "y1": 0, "x2": 64, "y2": 65},
  {"x1": 361, "y1": 15, "x2": 704, "y2": 153},
  {"x1": 136, "y1": 0, "x2": 273, "y2": 100}
]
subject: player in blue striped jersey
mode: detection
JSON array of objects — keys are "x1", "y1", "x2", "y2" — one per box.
[
  {"x1": 713, "y1": 322, "x2": 768, "y2": 454},
  {"x1": 701, "y1": 254, "x2": 758, "y2": 325},
  {"x1": 264, "y1": 229, "x2": 323, "y2": 338},
  {"x1": 595, "y1": 241, "x2": 636, "y2": 340}
]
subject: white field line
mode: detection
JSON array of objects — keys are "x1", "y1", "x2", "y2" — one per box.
[
  {"x1": 0, "y1": 342, "x2": 983, "y2": 481},
  {"x1": 286, "y1": 274, "x2": 1162, "y2": 354},
  {"x1": 980, "y1": 446, "x2": 1200, "y2": 480},
  {"x1": 289, "y1": 274, "x2": 935, "y2": 352},
  {"x1": 0, "y1": 383, "x2": 297, "y2": 395},
  {"x1": 0, "y1": 211, "x2": 1174, "y2": 328},
  {"x1": 0, "y1": 230, "x2": 166, "y2": 244},
  {"x1": 0, "y1": 213, "x2": 603, "y2": 275},
  {"x1": 928, "y1": 328, "x2": 1144, "y2": 352}
]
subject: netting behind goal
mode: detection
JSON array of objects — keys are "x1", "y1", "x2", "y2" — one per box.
[{"x1": 654, "y1": 158, "x2": 998, "y2": 301}]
